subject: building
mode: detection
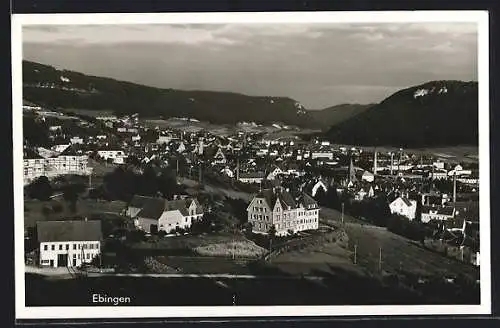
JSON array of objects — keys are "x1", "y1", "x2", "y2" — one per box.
[
  {"x1": 238, "y1": 172, "x2": 265, "y2": 184},
  {"x1": 213, "y1": 147, "x2": 227, "y2": 165},
  {"x1": 97, "y1": 149, "x2": 126, "y2": 164},
  {"x1": 24, "y1": 147, "x2": 91, "y2": 185},
  {"x1": 389, "y1": 197, "x2": 417, "y2": 220},
  {"x1": 266, "y1": 165, "x2": 283, "y2": 181},
  {"x1": 421, "y1": 205, "x2": 454, "y2": 223},
  {"x1": 126, "y1": 196, "x2": 204, "y2": 233},
  {"x1": 37, "y1": 220, "x2": 102, "y2": 268},
  {"x1": 246, "y1": 187, "x2": 319, "y2": 236}
]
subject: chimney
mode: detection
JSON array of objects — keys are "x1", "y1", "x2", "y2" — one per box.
[
  {"x1": 390, "y1": 152, "x2": 394, "y2": 175},
  {"x1": 373, "y1": 150, "x2": 378, "y2": 174}
]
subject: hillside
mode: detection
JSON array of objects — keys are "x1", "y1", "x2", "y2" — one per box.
[
  {"x1": 309, "y1": 103, "x2": 374, "y2": 129},
  {"x1": 22, "y1": 61, "x2": 315, "y2": 127},
  {"x1": 326, "y1": 80, "x2": 478, "y2": 147}
]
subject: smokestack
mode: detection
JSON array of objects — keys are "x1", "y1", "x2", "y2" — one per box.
[
  {"x1": 390, "y1": 153, "x2": 394, "y2": 176},
  {"x1": 373, "y1": 150, "x2": 378, "y2": 174},
  {"x1": 453, "y1": 171, "x2": 457, "y2": 204}
]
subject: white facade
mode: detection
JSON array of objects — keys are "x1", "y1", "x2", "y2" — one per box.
[
  {"x1": 389, "y1": 197, "x2": 417, "y2": 220},
  {"x1": 24, "y1": 155, "x2": 90, "y2": 185},
  {"x1": 311, "y1": 152, "x2": 334, "y2": 160},
  {"x1": 39, "y1": 240, "x2": 101, "y2": 267},
  {"x1": 97, "y1": 150, "x2": 126, "y2": 164},
  {"x1": 238, "y1": 176, "x2": 264, "y2": 184},
  {"x1": 266, "y1": 167, "x2": 283, "y2": 180},
  {"x1": 247, "y1": 194, "x2": 319, "y2": 236}
]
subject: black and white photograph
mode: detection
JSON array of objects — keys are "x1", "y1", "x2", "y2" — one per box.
[{"x1": 12, "y1": 11, "x2": 490, "y2": 319}]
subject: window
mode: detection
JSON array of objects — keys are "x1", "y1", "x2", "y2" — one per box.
[
  {"x1": 78, "y1": 254, "x2": 80, "y2": 259},
  {"x1": 86, "y1": 254, "x2": 90, "y2": 259},
  {"x1": 51, "y1": 245, "x2": 55, "y2": 251},
  {"x1": 59, "y1": 244, "x2": 62, "y2": 250},
  {"x1": 44, "y1": 245, "x2": 48, "y2": 251},
  {"x1": 73, "y1": 244, "x2": 76, "y2": 250},
  {"x1": 90, "y1": 244, "x2": 94, "y2": 249},
  {"x1": 96, "y1": 243, "x2": 99, "y2": 249},
  {"x1": 66, "y1": 244, "x2": 69, "y2": 250},
  {"x1": 73, "y1": 254, "x2": 76, "y2": 259},
  {"x1": 78, "y1": 244, "x2": 81, "y2": 250}
]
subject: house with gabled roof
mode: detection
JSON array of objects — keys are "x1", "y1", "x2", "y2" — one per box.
[
  {"x1": 37, "y1": 220, "x2": 102, "y2": 268},
  {"x1": 126, "y1": 195, "x2": 204, "y2": 233},
  {"x1": 389, "y1": 196, "x2": 417, "y2": 220},
  {"x1": 246, "y1": 187, "x2": 319, "y2": 236}
]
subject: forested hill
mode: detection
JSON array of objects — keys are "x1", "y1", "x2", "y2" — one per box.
[
  {"x1": 325, "y1": 80, "x2": 479, "y2": 147},
  {"x1": 22, "y1": 60, "x2": 315, "y2": 127}
]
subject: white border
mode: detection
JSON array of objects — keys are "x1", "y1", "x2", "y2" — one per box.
[{"x1": 13, "y1": 11, "x2": 490, "y2": 319}]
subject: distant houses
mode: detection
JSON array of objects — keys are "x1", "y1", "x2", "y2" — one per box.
[
  {"x1": 37, "y1": 220, "x2": 103, "y2": 268},
  {"x1": 125, "y1": 195, "x2": 204, "y2": 233},
  {"x1": 246, "y1": 187, "x2": 320, "y2": 236}
]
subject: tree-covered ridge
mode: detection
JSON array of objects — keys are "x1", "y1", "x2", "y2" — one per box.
[
  {"x1": 22, "y1": 60, "x2": 314, "y2": 127},
  {"x1": 326, "y1": 80, "x2": 478, "y2": 147}
]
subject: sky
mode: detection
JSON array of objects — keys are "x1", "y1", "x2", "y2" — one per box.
[{"x1": 22, "y1": 23, "x2": 478, "y2": 109}]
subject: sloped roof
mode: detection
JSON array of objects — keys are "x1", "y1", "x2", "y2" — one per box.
[
  {"x1": 37, "y1": 220, "x2": 102, "y2": 242},
  {"x1": 129, "y1": 195, "x2": 153, "y2": 208},
  {"x1": 422, "y1": 205, "x2": 454, "y2": 216},
  {"x1": 298, "y1": 192, "x2": 318, "y2": 208},
  {"x1": 240, "y1": 171, "x2": 265, "y2": 179},
  {"x1": 134, "y1": 196, "x2": 203, "y2": 219},
  {"x1": 24, "y1": 147, "x2": 44, "y2": 159}
]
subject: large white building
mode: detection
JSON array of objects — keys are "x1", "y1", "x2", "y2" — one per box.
[
  {"x1": 37, "y1": 220, "x2": 102, "y2": 268},
  {"x1": 23, "y1": 147, "x2": 91, "y2": 185},
  {"x1": 247, "y1": 187, "x2": 320, "y2": 236}
]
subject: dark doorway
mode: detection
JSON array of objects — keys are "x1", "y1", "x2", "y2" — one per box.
[
  {"x1": 57, "y1": 254, "x2": 68, "y2": 267},
  {"x1": 73, "y1": 258, "x2": 77, "y2": 266},
  {"x1": 150, "y1": 224, "x2": 158, "y2": 234},
  {"x1": 50, "y1": 260, "x2": 54, "y2": 267}
]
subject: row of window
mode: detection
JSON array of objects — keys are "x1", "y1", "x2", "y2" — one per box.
[
  {"x1": 43, "y1": 242, "x2": 99, "y2": 251},
  {"x1": 252, "y1": 207, "x2": 268, "y2": 213}
]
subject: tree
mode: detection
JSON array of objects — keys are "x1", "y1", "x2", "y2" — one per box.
[
  {"x1": 243, "y1": 222, "x2": 253, "y2": 236},
  {"x1": 27, "y1": 176, "x2": 53, "y2": 201},
  {"x1": 63, "y1": 183, "x2": 85, "y2": 213},
  {"x1": 41, "y1": 205, "x2": 52, "y2": 220},
  {"x1": 268, "y1": 224, "x2": 277, "y2": 240}
]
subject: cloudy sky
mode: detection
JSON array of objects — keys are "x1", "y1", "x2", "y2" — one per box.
[{"x1": 22, "y1": 23, "x2": 477, "y2": 109}]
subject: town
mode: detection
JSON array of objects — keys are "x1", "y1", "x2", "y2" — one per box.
[{"x1": 23, "y1": 104, "x2": 480, "y2": 306}]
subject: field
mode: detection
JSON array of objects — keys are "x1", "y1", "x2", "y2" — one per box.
[{"x1": 318, "y1": 207, "x2": 479, "y2": 281}]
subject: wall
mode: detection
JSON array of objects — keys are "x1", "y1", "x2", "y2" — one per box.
[{"x1": 39, "y1": 240, "x2": 101, "y2": 267}]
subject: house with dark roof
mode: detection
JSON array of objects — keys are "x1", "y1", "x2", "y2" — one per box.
[
  {"x1": 421, "y1": 205, "x2": 455, "y2": 223},
  {"x1": 238, "y1": 171, "x2": 265, "y2": 184},
  {"x1": 246, "y1": 187, "x2": 319, "y2": 236},
  {"x1": 37, "y1": 220, "x2": 102, "y2": 268},
  {"x1": 389, "y1": 196, "x2": 417, "y2": 220},
  {"x1": 125, "y1": 195, "x2": 204, "y2": 233}
]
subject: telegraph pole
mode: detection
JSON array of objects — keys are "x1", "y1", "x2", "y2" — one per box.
[
  {"x1": 354, "y1": 244, "x2": 357, "y2": 264},
  {"x1": 341, "y1": 202, "x2": 345, "y2": 225},
  {"x1": 378, "y1": 247, "x2": 382, "y2": 272}
]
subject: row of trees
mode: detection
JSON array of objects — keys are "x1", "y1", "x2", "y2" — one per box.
[
  {"x1": 99, "y1": 165, "x2": 185, "y2": 202},
  {"x1": 26, "y1": 176, "x2": 86, "y2": 213}
]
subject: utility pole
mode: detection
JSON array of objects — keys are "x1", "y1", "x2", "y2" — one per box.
[
  {"x1": 354, "y1": 244, "x2": 357, "y2": 264},
  {"x1": 378, "y1": 247, "x2": 382, "y2": 272},
  {"x1": 341, "y1": 202, "x2": 345, "y2": 225}
]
